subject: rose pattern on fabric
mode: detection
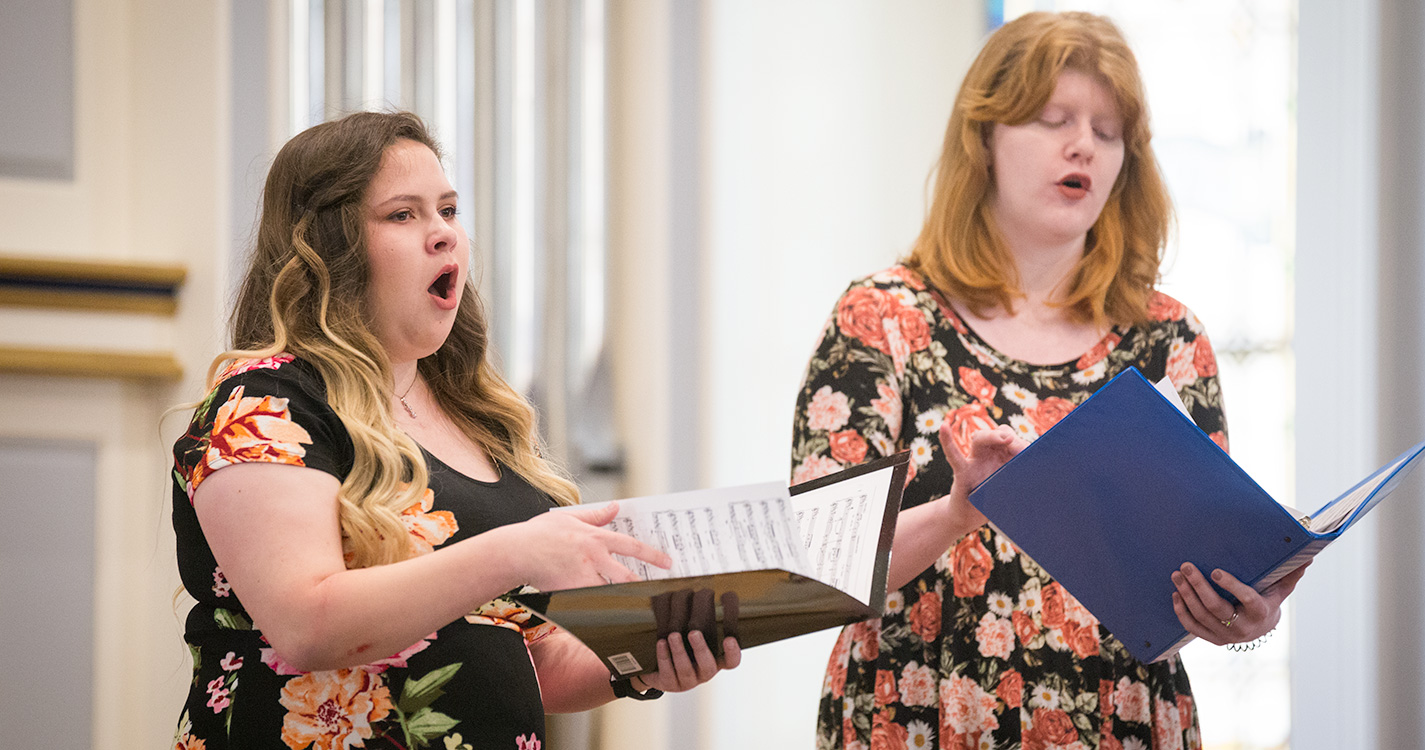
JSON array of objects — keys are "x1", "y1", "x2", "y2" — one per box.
[{"x1": 794, "y1": 267, "x2": 1220, "y2": 750}]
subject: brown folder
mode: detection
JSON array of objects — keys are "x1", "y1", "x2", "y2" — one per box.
[{"x1": 516, "y1": 452, "x2": 909, "y2": 675}]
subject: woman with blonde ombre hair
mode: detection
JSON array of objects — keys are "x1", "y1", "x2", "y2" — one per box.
[
  {"x1": 171, "y1": 110, "x2": 737, "y2": 750},
  {"x1": 791, "y1": 12, "x2": 1301, "y2": 749}
]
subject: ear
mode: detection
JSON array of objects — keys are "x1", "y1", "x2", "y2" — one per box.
[{"x1": 979, "y1": 122, "x2": 999, "y2": 172}]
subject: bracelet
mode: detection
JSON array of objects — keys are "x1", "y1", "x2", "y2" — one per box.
[
  {"x1": 1227, "y1": 628, "x2": 1275, "y2": 652},
  {"x1": 610, "y1": 673, "x2": 664, "y2": 701}
]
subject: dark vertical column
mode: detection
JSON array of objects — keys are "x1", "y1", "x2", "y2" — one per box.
[{"x1": 1376, "y1": 0, "x2": 1425, "y2": 746}]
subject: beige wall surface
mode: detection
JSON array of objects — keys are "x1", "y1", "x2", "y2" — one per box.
[{"x1": 0, "y1": 1, "x2": 230, "y2": 748}]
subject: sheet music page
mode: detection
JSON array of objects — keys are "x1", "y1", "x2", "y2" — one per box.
[
  {"x1": 1308, "y1": 450, "x2": 1420, "y2": 533},
  {"x1": 558, "y1": 482, "x2": 811, "y2": 581},
  {"x1": 790, "y1": 465, "x2": 896, "y2": 605},
  {"x1": 1153, "y1": 376, "x2": 1191, "y2": 417}
]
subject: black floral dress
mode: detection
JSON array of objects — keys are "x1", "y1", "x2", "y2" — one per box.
[
  {"x1": 172, "y1": 355, "x2": 555, "y2": 750},
  {"x1": 792, "y1": 265, "x2": 1227, "y2": 750}
]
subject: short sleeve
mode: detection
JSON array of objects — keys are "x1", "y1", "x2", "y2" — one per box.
[
  {"x1": 174, "y1": 355, "x2": 353, "y2": 501},
  {"x1": 1141, "y1": 292, "x2": 1230, "y2": 453},
  {"x1": 791, "y1": 278, "x2": 915, "y2": 485}
]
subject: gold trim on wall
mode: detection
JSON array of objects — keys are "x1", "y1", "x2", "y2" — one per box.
[
  {"x1": 0, "y1": 255, "x2": 186, "y2": 285},
  {"x1": 0, "y1": 288, "x2": 177, "y2": 314},
  {"x1": 0, "y1": 346, "x2": 183, "y2": 380},
  {"x1": 0, "y1": 254, "x2": 186, "y2": 315}
]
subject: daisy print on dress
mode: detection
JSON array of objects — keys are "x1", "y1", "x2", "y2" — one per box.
[{"x1": 797, "y1": 267, "x2": 1219, "y2": 750}]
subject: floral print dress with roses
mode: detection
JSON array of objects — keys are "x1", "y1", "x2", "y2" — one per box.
[
  {"x1": 792, "y1": 265, "x2": 1226, "y2": 750},
  {"x1": 172, "y1": 355, "x2": 555, "y2": 750}
]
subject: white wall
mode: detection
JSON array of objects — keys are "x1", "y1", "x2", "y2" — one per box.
[
  {"x1": 1295, "y1": 1, "x2": 1425, "y2": 749},
  {"x1": 606, "y1": 2, "x2": 983, "y2": 746},
  {"x1": 696, "y1": 2, "x2": 983, "y2": 747},
  {"x1": 1292, "y1": 1, "x2": 1385, "y2": 749}
]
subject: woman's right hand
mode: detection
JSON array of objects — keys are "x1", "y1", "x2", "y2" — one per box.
[
  {"x1": 885, "y1": 423, "x2": 1027, "y2": 590},
  {"x1": 940, "y1": 422, "x2": 1027, "y2": 524},
  {"x1": 506, "y1": 502, "x2": 673, "y2": 592}
]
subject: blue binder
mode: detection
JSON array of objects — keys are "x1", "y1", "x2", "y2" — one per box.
[{"x1": 968, "y1": 367, "x2": 1425, "y2": 663}]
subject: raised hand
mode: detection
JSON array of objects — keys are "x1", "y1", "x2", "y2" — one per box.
[
  {"x1": 886, "y1": 423, "x2": 1029, "y2": 590},
  {"x1": 941, "y1": 422, "x2": 1028, "y2": 518}
]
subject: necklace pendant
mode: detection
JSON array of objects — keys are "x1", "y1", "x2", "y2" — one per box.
[{"x1": 399, "y1": 396, "x2": 417, "y2": 420}]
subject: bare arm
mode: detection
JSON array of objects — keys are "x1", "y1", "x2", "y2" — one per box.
[
  {"x1": 193, "y1": 462, "x2": 671, "y2": 672},
  {"x1": 533, "y1": 629, "x2": 742, "y2": 713},
  {"x1": 885, "y1": 423, "x2": 1026, "y2": 590}
]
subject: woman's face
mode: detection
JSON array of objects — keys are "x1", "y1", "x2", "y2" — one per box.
[
  {"x1": 986, "y1": 68, "x2": 1126, "y2": 253},
  {"x1": 361, "y1": 138, "x2": 468, "y2": 364}
]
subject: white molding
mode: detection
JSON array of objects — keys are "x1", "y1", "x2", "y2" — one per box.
[{"x1": 1292, "y1": 1, "x2": 1381, "y2": 748}]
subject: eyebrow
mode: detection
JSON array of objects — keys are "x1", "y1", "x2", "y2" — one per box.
[{"x1": 374, "y1": 190, "x2": 459, "y2": 207}]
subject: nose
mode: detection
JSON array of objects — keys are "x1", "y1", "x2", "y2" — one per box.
[
  {"x1": 1065, "y1": 121, "x2": 1095, "y2": 163},
  {"x1": 427, "y1": 213, "x2": 458, "y2": 254}
]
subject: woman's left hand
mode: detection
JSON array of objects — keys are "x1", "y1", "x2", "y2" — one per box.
[
  {"x1": 638, "y1": 631, "x2": 741, "y2": 693},
  {"x1": 1170, "y1": 561, "x2": 1309, "y2": 646}
]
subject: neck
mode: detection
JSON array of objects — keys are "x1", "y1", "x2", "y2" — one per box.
[
  {"x1": 392, "y1": 361, "x2": 419, "y2": 392},
  {"x1": 1000, "y1": 234, "x2": 1087, "y2": 310}
]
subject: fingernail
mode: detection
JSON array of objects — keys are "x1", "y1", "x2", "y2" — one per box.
[
  {"x1": 1212, "y1": 570, "x2": 1224, "y2": 582},
  {"x1": 1171, "y1": 572, "x2": 1183, "y2": 585}
]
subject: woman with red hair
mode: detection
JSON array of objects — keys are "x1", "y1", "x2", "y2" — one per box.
[{"x1": 791, "y1": 12, "x2": 1302, "y2": 749}]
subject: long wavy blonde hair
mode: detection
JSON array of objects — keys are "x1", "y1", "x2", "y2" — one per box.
[
  {"x1": 906, "y1": 11, "x2": 1171, "y2": 326},
  {"x1": 216, "y1": 110, "x2": 579, "y2": 569}
]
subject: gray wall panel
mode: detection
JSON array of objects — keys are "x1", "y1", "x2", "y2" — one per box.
[
  {"x1": 0, "y1": 0, "x2": 75, "y2": 180},
  {"x1": 0, "y1": 439, "x2": 95, "y2": 747}
]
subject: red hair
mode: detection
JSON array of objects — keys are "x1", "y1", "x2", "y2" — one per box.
[{"x1": 905, "y1": 11, "x2": 1170, "y2": 326}]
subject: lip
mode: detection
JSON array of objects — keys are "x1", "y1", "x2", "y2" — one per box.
[
  {"x1": 1057, "y1": 173, "x2": 1092, "y2": 200},
  {"x1": 428, "y1": 263, "x2": 461, "y2": 310}
]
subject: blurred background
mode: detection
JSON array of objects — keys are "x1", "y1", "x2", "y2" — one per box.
[{"x1": 1, "y1": 0, "x2": 1422, "y2": 748}]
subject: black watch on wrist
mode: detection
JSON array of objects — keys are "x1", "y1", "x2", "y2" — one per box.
[{"x1": 610, "y1": 674, "x2": 664, "y2": 701}]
